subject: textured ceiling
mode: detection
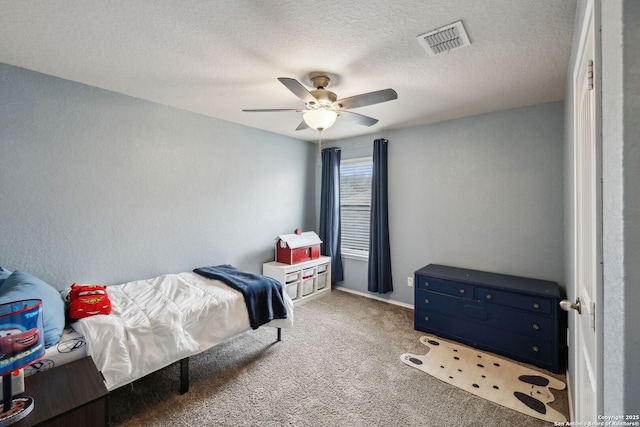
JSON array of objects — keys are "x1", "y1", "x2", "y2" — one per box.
[{"x1": 0, "y1": 0, "x2": 577, "y2": 142}]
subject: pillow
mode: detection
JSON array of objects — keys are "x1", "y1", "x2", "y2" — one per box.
[
  {"x1": 0, "y1": 267, "x2": 11, "y2": 287},
  {"x1": 0, "y1": 270, "x2": 65, "y2": 348}
]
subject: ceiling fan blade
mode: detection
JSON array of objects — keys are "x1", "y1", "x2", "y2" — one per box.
[
  {"x1": 335, "y1": 88, "x2": 397, "y2": 109},
  {"x1": 340, "y1": 111, "x2": 379, "y2": 127},
  {"x1": 278, "y1": 77, "x2": 317, "y2": 104},
  {"x1": 295, "y1": 120, "x2": 309, "y2": 131},
  {"x1": 242, "y1": 109, "x2": 301, "y2": 112}
]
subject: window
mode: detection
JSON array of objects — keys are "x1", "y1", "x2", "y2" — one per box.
[{"x1": 340, "y1": 157, "x2": 372, "y2": 258}]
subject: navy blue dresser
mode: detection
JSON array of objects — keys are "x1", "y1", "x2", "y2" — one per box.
[{"x1": 414, "y1": 264, "x2": 566, "y2": 373}]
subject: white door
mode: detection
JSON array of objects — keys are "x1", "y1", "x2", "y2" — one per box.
[{"x1": 567, "y1": 0, "x2": 601, "y2": 422}]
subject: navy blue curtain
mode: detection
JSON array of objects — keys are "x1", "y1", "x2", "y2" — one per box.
[
  {"x1": 319, "y1": 147, "x2": 344, "y2": 283},
  {"x1": 368, "y1": 139, "x2": 393, "y2": 294}
]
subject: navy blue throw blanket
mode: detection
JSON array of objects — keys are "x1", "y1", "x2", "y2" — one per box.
[{"x1": 193, "y1": 265, "x2": 288, "y2": 330}]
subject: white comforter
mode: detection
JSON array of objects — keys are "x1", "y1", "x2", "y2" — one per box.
[{"x1": 72, "y1": 272, "x2": 293, "y2": 390}]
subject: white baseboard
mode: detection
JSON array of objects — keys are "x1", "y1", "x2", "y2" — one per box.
[{"x1": 333, "y1": 286, "x2": 414, "y2": 310}]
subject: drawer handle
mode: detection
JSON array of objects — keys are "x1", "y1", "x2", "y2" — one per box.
[
  {"x1": 532, "y1": 345, "x2": 539, "y2": 352},
  {"x1": 424, "y1": 315, "x2": 430, "y2": 322},
  {"x1": 532, "y1": 302, "x2": 540, "y2": 309},
  {"x1": 459, "y1": 289, "x2": 465, "y2": 294},
  {"x1": 424, "y1": 298, "x2": 430, "y2": 304},
  {"x1": 532, "y1": 323, "x2": 540, "y2": 330},
  {"x1": 485, "y1": 293, "x2": 492, "y2": 300},
  {"x1": 424, "y1": 281, "x2": 430, "y2": 287}
]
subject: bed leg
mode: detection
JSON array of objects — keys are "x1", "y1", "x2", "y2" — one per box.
[
  {"x1": 180, "y1": 357, "x2": 189, "y2": 395},
  {"x1": 277, "y1": 327, "x2": 281, "y2": 342}
]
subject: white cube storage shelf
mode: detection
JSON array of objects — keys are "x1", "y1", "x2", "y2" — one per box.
[{"x1": 263, "y1": 256, "x2": 331, "y2": 303}]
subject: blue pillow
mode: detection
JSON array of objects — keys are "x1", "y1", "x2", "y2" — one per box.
[
  {"x1": 0, "y1": 267, "x2": 11, "y2": 287},
  {"x1": 0, "y1": 270, "x2": 65, "y2": 348}
]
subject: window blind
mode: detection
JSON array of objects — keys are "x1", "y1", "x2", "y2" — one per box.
[{"x1": 340, "y1": 158, "x2": 373, "y2": 254}]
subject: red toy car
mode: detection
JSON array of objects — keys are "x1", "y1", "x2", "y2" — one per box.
[{"x1": 67, "y1": 283, "x2": 112, "y2": 319}]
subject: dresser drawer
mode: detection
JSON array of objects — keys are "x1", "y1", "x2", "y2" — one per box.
[
  {"x1": 416, "y1": 275, "x2": 474, "y2": 298},
  {"x1": 416, "y1": 289, "x2": 484, "y2": 318},
  {"x1": 483, "y1": 301, "x2": 554, "y2": 338},
  {"x1": 417, "y1": 289, "x2": 553, "y2": 339},
  {"x1": 477, "y1": 286, "x2": 552, "y2": 314},
  {"x1": 415, "y1": 309, "x2": 554, "y2": 368}
]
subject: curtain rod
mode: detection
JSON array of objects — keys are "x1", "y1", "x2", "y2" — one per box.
[{"x1": 330, "y1": 139, "x2": 388, "y2": 151}]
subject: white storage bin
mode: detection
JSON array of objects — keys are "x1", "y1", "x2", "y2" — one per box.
[
  {"x1": 302, "y1": 268, "x2": 315, "y2": 278},
  {"x1": 302, "y1": 278, "x2": 314, "y2": 296},
  {"x1": 317, "y1": 263, "x2": 328, "y2": 273},
  {"x1": 285, "y1": 272, "x2": 298, "y2": 283},
  {"x1": 316, "y1": 273, "x2": 327, "y2": 290},
  {"x1": 284, "y1": 282, "x2": 299, "y2": 300}
]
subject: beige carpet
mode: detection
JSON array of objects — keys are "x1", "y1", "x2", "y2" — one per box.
[
  {"x1": 402, "y1": 335, "x2": 567, "y2": 423},
  {"x1": 108, "y1": 289, "x2": 569, "y2": 426}
]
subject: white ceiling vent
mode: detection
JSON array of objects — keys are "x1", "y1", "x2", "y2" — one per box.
[{"x1": 417, "y1": 20, "x2": 471, "y2": 56}]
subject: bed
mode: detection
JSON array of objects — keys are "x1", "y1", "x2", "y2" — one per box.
[{"x1": 13, "y1": 266, "x2": 293, "y2": 392}]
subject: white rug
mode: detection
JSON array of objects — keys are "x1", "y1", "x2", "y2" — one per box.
[{"x1": 401, "y1": 335, "x2": 567, "y2": 423}]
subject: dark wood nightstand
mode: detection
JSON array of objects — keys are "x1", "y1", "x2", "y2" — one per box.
[{"x1": 15, "y1": 356, "x2": 108, "y2": 427}]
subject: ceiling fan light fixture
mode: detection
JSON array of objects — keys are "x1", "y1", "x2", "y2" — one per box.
[
  {"x1": 243, "y1": 74, "x2": 396, "y2": 133},
  {"x1": 303, "y1": 109, "x2": 338, "y2": 131}
]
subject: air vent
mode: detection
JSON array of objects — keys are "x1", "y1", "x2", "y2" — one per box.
[{"x1": 417, "y1": 20, "x2": 471, "y2": 56}]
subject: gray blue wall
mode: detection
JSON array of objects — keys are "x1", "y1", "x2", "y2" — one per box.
[
  {"x1": 0, "y1": 63, "x2": 317, "y2": 288},
  {"x1": 328, "y1": 102, "x2": 565, "y2": 307}
]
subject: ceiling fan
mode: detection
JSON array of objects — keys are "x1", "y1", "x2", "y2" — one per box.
[{"x1": 242, "y1": 72, "x2": 398, "y2": 132}]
